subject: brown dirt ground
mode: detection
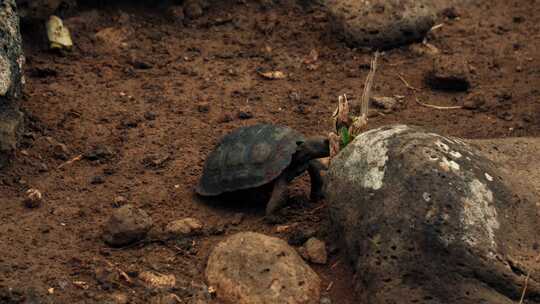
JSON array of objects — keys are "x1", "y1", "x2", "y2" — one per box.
[{"x1": 1, "y1": 0, "x2": 539, "y2": 303}]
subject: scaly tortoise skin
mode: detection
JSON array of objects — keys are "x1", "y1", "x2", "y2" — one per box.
[{"x1": 196, "y1": 124, "x2": 329, "y2": 215}]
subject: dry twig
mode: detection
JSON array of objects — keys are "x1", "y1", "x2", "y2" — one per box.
[
  {"x1": 57, "y1": 154, "x2": 83, "y2": 169},
  {"x1": 519, "y1": 253, "x2": 540, "y2": 304},
  {"x1": 415, "y1": 97, "x2": 463, "y2": 110},
  {"x1": 397, "y1": 73, "x2": 419, "y2": 91}
]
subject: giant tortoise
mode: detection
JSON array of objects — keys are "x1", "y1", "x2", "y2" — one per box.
[{"x1": 196, "y1": 124, "x2": 329, "y2": 214}]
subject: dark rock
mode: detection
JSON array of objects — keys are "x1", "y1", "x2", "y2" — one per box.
[
  {"x1": 288, "y1": 227, "x2": 316, "y2": 246},
  {"x1": 229, "y1": 212, "x2": 244, "y2": 226},
  {"x1": 184, "y1": 0, "x2": 206, "y2": 19},
  {"x1": 84, "y1": 145, "x2": 114, "y2": 161},
  {"x1": 237, "y1": 110, "x2": 253, "y2": 120},
  {"x1": 325, "y1": 124, "x2": 540, "y2": 303},
  {"x1": 102, "y1": 204, "x2": 153, "y2": 247},
  {"x1": 91, "y1": 175, "x2": 105, "y2": 185},
  {"x1": 426, "y1": 55, "x2": 471, "y2": 91},
  {"x1": 326, "y1": 0, "x2": 436, "y2": 49},
  {"x1": 441, "y1": 6, "x2": 460, "y2": 19},
  {"x1": 144, "y1": 111, "x2": 157, "y2": 121},
  {"x1": 196, "y1": 102, "x2": 210, "y2": 113},
  {"x1": 463, "y1": 92, "x2": 486, "y2": 110},
  {"x1": 52, "y1": 142, "x2": 69, "y2": 160},
  {"x1": 166, "y1": 5, "x2": 185, "y2": 24},
  {"x1": 370, "y1": 96, "x2": 398, "y2": 113}
]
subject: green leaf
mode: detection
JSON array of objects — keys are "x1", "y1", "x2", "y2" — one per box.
[{"x1": 340, "y1": 127, "x2": 351, "y2": 148}]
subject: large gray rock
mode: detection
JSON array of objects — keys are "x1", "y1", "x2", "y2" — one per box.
[
  {"x1": 325, "y1": 124, "x2": 540, "y2": 303},
  {"x1": 326, "y1": 0, "x2": 436, "y2": 49},
  {"x1": 206, "y1": 232, "x2": 321, "y2": 304},
  {"x1": 1, "y1": 0, "x2": 24, "y2": 101},
  {"x1": 0, "y1": 1, "x2": 25, "y2": 168}
]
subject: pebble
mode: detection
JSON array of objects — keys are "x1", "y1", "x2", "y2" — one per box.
[
  {"x1": 166, "y1": 6, "x2": 185, "y2": 24},
  {"x1": 52, "y1": 142, "x2": 69, "y2": 160},
  {"x1": 112, "y1": 195, "x2": 128, "y2": 208},
  {"x1": 102, "y1": 204, "x2": 153, "y2": 247},
  {"x1": 197, "y1": 102, "x2": 210, "y2": 113},
  {"x1": 165, "y1": 217, "x2": 203, "y2": 238},
  {"x1": 184, "y1": 0, "x2": 205, "y2": 19},
  {"x1": 288, "y1": 227, "x2": 316, "y2": 246},
  {"x1": 24, "y1": 188, "x2": 43, "y2": 208},
  {"x1": 139, "y1": 271, "x2": 176, "y2": 290},
  {"x1": 304, "y1": 237, "x2": 328, "y2": 264},
  {"x1": 371, "y1": 96, "x2": 398, "y2": 113}
]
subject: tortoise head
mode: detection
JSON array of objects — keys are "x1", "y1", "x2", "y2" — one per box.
[{"x1": 295, "y1": 136, "x2": 330, "y2": 163}]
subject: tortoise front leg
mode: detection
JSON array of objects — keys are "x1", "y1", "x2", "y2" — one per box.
[
  {"x1": 308, "y1": 160, "x2": 325, "y2": 201},
  {"x1": 265, "y1": 175, "x2": 289, "y2": 215}
]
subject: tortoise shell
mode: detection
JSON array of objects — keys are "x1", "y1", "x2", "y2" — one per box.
[{"x1": 196, "y1": 124, "x2": 305, "y2": 196}]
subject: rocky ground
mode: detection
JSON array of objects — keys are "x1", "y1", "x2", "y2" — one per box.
[{"x1": 0, "y1": 0, "x2": 539, "y2": 303}]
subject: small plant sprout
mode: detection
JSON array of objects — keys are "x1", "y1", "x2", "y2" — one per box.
[{"x1": 329, "y1": 51, "x2": 380, "y2": 160}]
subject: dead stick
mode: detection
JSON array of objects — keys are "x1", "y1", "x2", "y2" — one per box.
[
  {"x1": 57, "y1": 154, "x2": 83, "y2": 169},
  {"x1": 519, "y1": 253, "x2": 540, "y2": 304},
  {"x1": 415, "y1": 97, "x2": 463, "y2": 110},
  {"x1": 398, "y1": 74, "x2": 420, "y2": 91}
]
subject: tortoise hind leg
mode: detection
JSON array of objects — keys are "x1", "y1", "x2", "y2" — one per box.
[
  {"x1": 308, "y1": 160, "x2": 325, "y2": 201},
  {"x1": 265, "y1": 175, "x2": 289, "y2": 215}
]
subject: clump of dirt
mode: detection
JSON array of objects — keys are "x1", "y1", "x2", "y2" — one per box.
[{"x1": 0, "y1": 0, "x2": 539, "y2": 303}]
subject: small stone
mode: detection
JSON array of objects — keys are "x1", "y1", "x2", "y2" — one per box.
[
  {"x1": 95, "y1": 266, "x2": 120, "y2": 289},
  {"x1": 84, "y1": 145, "x2": 114, "y2": 161},
  {"x1": 24, "y1": 188, "x2": 43, "y2": 208},
  {"x1": 113, "y1": 196, "x2": 128, "y2": 208},
  {"x1": 463, "y1": 93, "x2": 486, "y2": 110},
  {"x1": 197, "y1": 102, "x2": 210, "y2": 113},
  {"x1": 237, "y1": 110, "x2": 253, "y2": 120},
  {"x1": 441, "y1": 7, "x2": 459, "y2": 19},
  {"x1": 320, "y1": 297, "x2": 332, "y2": 304},
  {"x1": 497, "y1": 111, "x2": 513, "y2": 121},
  {"x1": 52, "y1": 142, "x2": 70, "y2": 160},
  {"x1": 304, "y1": 237, "x2": 328, "y2": 264},
  {"x1": 229, "y1": 213, "x2": 244, "y2": 226},
  {"x1": 425, "y1": 55, "x2": 471, "y2": 91},
  {"x1": 165, "y1": 218, "x2": 203, "y2": 237},
  {"x1": 91, "y1": 175, "x2": 105, "y2": 185},
  {"x1": 166, "y1": 6, "x2": 185, "y2": 24},
  {"x1": 144, "y1": 111, "x2": 157, "y2": 120},
  {"x1": 139, "y1": 271, "x2": 176, "y2": 290},
  {"x1": 216, "y1": 113, "x2": 233, "y2": 123},
  {"x1": 95, "y1": 26, "x2": 131, "y2": 50},
  {"x1": 110, "y1": 292, "x2": 129, "y2": 304},
  {"x1": 208, "y1": 224, "x2": 225, "y2": 235},
  {"x1": 38, "y1": 163, "x2": 49, "y2": 172},
  {"x1": 371, "y1": 96, "x2": 398, "y2": 113},
  {"x1": 288, "y1": 227, "x2": 316, "y2": 246},
  {"x1": 184, "y1": 0, "x2": 204, "y2": 19},
  {"x1": 102, "y1": 204, "x2": 153, "y2": 247},
  {"x1": 149, "y1": 293, "x2": 182, "y2": 304}
]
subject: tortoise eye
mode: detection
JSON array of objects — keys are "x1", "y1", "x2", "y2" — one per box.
[{"x1": 296, "y1": 141, "x2": 305, "y2": 146}]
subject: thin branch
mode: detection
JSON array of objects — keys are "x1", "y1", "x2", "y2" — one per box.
[
  {"x1": 397, "y1": 73, "x2": 420, "y2": 91},
  {"x1": 415, "y1": 97, "x2": 463, "y2": 110}
]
